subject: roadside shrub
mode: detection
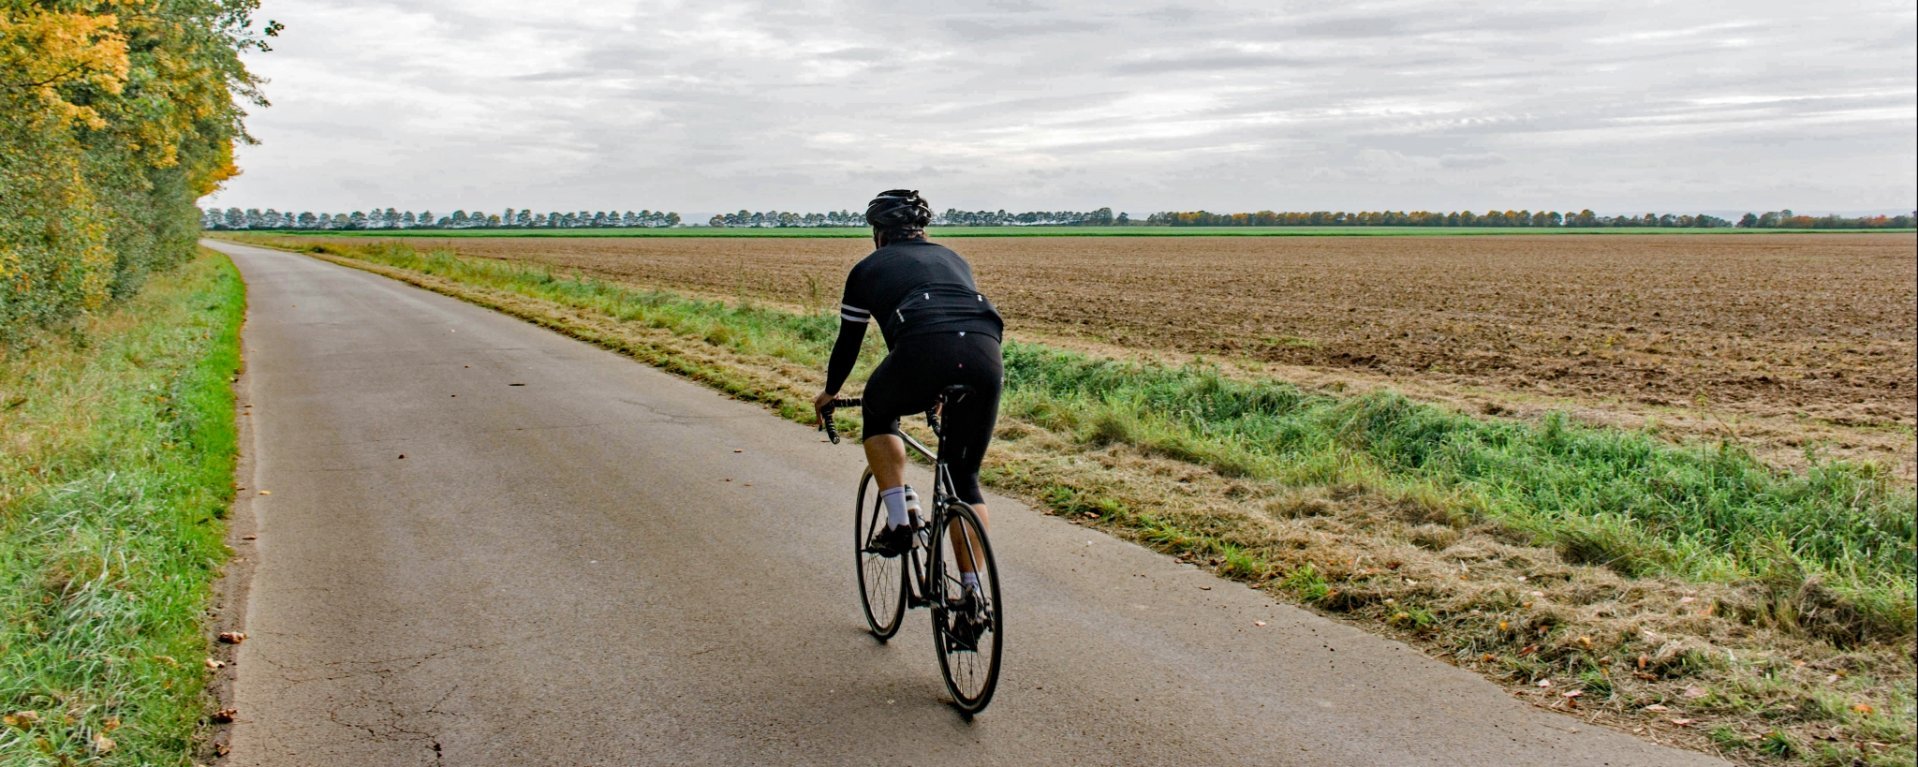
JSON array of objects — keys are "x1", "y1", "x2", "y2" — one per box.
[{"x1": 0, "y1": 3, "x2": 273, "y2": 349}]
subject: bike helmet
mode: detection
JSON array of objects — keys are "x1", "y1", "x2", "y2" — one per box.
[{"x1": 865, "y1": 189, "x2": 933, "y2": 230}]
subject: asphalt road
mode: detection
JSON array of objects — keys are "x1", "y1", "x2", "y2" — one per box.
[{"x1": 209, "y1": 240, "x2": 1724, "y2": 766}]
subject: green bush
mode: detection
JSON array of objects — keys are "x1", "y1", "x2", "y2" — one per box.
[{"x1": 0, "y1": 2, "x2": 273, "y2": 349}]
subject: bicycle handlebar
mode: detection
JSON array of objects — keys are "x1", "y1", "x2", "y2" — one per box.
[{"x1": 819, "y1": 397, "x2": 861, "y2": 444}]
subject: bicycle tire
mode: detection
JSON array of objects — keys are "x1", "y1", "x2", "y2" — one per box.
[
  {"x1": 928, "y1": 499, "x2": 1003, "y2": 715},
  {"x1": 854, "y1": 470, "x2": 907, "y2": 640}
]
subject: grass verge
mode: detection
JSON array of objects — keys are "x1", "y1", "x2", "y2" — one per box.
[
  {"x1": 248, "y1": 236, "x2": 1915, "y2": 767},
  {"x1": 1, "y1": 249, "x2": 244, "y2": 765}
]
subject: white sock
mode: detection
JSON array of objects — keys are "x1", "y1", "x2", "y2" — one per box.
[
  {"x1": 961, "y1": 572, "x2": 980, "y2": 589},
  {"x1": 902, "y1": 486, "x2": 922, "y2": 522},
  {"x1": 879, "y1": 486, "x2": 908, "y2": 528}
]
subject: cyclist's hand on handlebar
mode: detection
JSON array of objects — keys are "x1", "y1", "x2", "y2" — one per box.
[{"x1": 812, "y1": 390, "x2": 838, "y2": 427}]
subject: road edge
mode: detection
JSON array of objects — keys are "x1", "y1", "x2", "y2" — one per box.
[{"x1": 201, "y1": 242, "x2": 261, "y2": 763}]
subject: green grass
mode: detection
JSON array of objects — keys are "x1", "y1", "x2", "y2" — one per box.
[
  {"x1": 227, "y1": 225, "x2": 1912, "y2": 239},
  {"x1": 999, "y1": 347, "x2": 1914, "y2": 638},
  {"x1": 1, "y1": 250, "x2": 244, "y2": 765}
]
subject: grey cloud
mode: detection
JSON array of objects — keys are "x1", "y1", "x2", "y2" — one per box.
[
  {"x1": 511, "y1": 70, "x2": 593, "y2": 82},
  {"x1": 1109, "y1": 50, "x2": 1326, "y2": 75},
  {"x1": 212, "y1": 0, "x2": 1915, "y2": 215},
  {"x1": 818, "y1": 46, "x2": 891, "y2": 62},
  {"x1": 936, "y1": 15, "x2": 1111, "y2": 41},
  {"x1": 1439, "y1": 153, "x2": 1507, "y2": 169}
]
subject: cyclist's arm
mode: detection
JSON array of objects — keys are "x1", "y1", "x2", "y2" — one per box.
[{"x1": 825, "y1": 294, "x2": 871, "y2": 395}]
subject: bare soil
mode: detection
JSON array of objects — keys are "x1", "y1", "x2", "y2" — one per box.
[{"x1": 369, "y1": 233, "x2": 1918, "y2": 477}]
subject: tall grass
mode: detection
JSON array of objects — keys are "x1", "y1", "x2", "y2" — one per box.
[
  {"x1": 275, "y1": 238, "x2": 1917, "y2": 638},
  {"x1": 1, "y1": 250, "x2": 244, "y2": 764},
  {"x1": 997, "y1": 345, "x2": 1915, "y2": 638}
]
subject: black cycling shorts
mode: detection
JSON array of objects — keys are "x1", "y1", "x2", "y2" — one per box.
[{"x1": 861, "y1": 332, "x2": 1003, "y2": 505}]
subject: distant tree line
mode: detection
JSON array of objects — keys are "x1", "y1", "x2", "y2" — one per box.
[
  {"x1": 1145, "y1": 208, "x2": 1915, "y2": 229},
  {"x1": 706, "y1": 207, "x2": 1121, "y2": 227},
  {"x1": 1733, "y1": 210, "x2": 1916, "y2": 229},
  {"x1": 201, "y1": 205, "x2": 1917, "y2": 233},
  {"x1": 1145, "y1": 209, "x2": 1737, "y2": 227},
  {"x1": 200, "y1": 207, "x2": 680, "y2": 230}
]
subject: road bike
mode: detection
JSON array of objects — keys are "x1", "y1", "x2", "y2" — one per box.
[{"x1": 821, "y1": 387, "x2": 1003, "y2": 716}]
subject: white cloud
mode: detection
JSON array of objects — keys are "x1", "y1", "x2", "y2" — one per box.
[{"x1": 210, "y1": 0, "x2": 1917, "y2": 216}]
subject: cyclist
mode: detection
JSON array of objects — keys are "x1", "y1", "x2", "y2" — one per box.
[{"x1": 813, "y1": 189, "x2": 1004, "y2": 599}]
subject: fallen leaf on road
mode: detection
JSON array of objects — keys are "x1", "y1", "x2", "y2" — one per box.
[
  {"x1": 1536, "y1": 679, "x2": 1552, "y2": 688},
  {"x1": 1199, "y1": 585, "x2": 1212, "y2": 591},
  {"x1": 257, "y1": 490, "x2": 270, "y2": 496},
  {"x1": 212, "y1": 709, "x2": 237, "y2": 723},
  {"x1": 1562, "y1": 690, "x2": 1582, "y2": 699},
  {"x1": 218, "y1": 631, "x2": 246, "y2": 644},
  {"x1": 1253, "y1": 620, "x2": 1267, "y2": 627},
  {"x1": 206, "y1": 658, "x2": 226, "y2": 671},
  {"x1": 733, "y1": 449, "x2": 743, "y2": 453},
  {"x1": 1670, "y1": 718, "x2": 1694, "y2": 727}
]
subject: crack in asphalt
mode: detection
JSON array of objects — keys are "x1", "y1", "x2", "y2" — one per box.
[{"x1": 251, "y1": 641, "x2": 488, "y2": 686}]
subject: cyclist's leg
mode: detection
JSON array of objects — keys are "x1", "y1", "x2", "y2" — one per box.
[
  {"x1": 860, "y1": 351, "x2": 933, "y2": 530},
  {"x1": 938, "y1": 335, "x2": 1004, "y2": 576}
]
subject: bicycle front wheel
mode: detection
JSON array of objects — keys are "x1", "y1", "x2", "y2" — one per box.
[
  {"x1": 855, "y1": 470, "x2": 906, "y2": 640},
  {"x1": 929, "y1": 499, "x2": 1003, "y2": 715}
]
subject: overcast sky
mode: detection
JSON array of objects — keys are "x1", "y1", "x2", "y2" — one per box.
[{"x1": 207, "y1": 0, "x2": 1917, "y2": 217}]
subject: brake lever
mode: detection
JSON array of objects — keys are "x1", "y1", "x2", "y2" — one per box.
[{"x1": 821, "y1": 398, "x2": 860, "y2": 445}]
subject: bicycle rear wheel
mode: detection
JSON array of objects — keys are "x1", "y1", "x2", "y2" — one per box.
[
  {"x1": 855, "y1": 470, "x2": 906, "y2": 640},
  {"x1": 928, "y1": 500, "x2": 1003, "y2": 715}
]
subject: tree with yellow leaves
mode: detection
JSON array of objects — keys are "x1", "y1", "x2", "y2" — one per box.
[{"x1": 1, "y1": 0, "x2": 277, "y2": 348}]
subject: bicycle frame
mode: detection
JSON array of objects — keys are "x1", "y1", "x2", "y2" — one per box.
[
  {"x1": 895, "y1": 429, "x2": 959, "y2": 507},
  {"x1": 896, "y1": 425, "x2": 952, "y2": 611}
]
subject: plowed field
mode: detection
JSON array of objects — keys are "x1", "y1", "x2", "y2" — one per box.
[{"x1": 364, "y1": 233, "x2": 1918, "y2": 468}]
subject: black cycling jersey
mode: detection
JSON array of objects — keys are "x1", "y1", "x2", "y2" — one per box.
[{"x1": 825, "y1": 239, "x2": 1003, "y2": 394}]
